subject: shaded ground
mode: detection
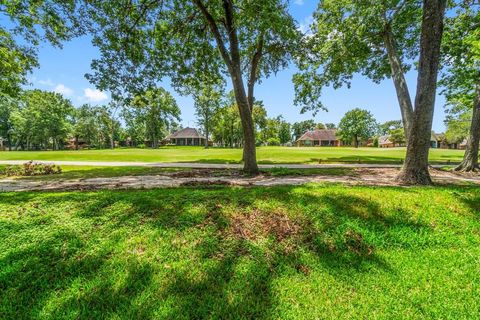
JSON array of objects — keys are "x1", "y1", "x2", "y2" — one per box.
[{"x1": 1, "y1": 167, "x2": 478, "y2": 192}]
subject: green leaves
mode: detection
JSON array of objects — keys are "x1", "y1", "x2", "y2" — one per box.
[
  {"x1": 293, "y1": 0, "x2": 422, "y2": 114},
  {"x1": 82, "y1": 0, "x2": 299, "y2": 100},
  {"x1": 0, "y1": 0, "x2": 82, "y2": 97},
  {"x1": 127, "y1": 87, "x2": 181, "y2": 147},
  {"x1": 338, "y1": 108, "x2": 378, "y2": 146},
  {"x1": 440, "y1": 3, "x2": 480, "y2": 114}
]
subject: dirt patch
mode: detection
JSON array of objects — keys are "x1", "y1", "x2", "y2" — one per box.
[
  {"x1": 180, "y1": 180, "x2": 233, "y2": 187},
  {"x1": 1, "y1": 167, "x2": 478, "y2": 192},
  {"x1": 344, "y1": 229, "x2": 374, "y2": 256},
  {"x1": 229, "y1": 208, "x2": 301, "y2": 242},
  {"x1": 172, "y1": 169, "x2": 243, "y2": 178}
]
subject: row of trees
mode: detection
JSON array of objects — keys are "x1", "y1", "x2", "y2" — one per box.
[
  {"x1": 0, "y1": 88, "x2": 181, "y2": 150},
  {"x1": 1, "y1": 0, "x2": 478, "y2": 184},
  {"x1": 0, "y1": 83, "x2": 391, "y2": 150}
]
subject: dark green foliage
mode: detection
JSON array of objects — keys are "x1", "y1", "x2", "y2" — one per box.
[
  {"x1": 338, "y1": 108, "x2": 378, "y2": 147},
  {"x1": 293, "y1": 0, "x2": 422, "y2": 113}
]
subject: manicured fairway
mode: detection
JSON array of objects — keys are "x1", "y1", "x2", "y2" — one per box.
[
  {"x1": 1, "y1": 185, "x2": 479, "y2": 319},
  {"x1": 0, "y1": 146, "x2": 466, "y2": 164}
]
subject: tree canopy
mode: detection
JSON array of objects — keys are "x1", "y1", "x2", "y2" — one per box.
[
  {"x1": 338, "y1": 108, "x2": 378, "y2": 147},
  {"x1": 293, "y1": 0, "x2": 422, "y2": 137},
  {"x1": 0, "y1": 0, "x2": 81, "y2": 97},
  {"x1": 81, "y1": 0, "x2": 301, "y2": 172}
]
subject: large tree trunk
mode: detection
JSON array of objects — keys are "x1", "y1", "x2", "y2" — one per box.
[
  {"x1": 455, "y1": 84, "x2": 480, "y2": 172},
  {"x1": 231, "y1": 68, "x2": 259, "y2": 174},
  {"x1": 383, "y1": 26, "x2": 414, "y2": 140},
  {"x1": 397, "y1": 0, "x2": 446, "y2": 185}
]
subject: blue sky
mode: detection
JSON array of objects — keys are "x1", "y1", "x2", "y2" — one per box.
[{"x1": 22, "y1": 0, "x2": 447, "y2": 132}]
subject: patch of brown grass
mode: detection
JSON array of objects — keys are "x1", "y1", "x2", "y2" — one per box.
[
  {"x1": 344, "y1": 229, "x2": 374, "y2": 256},
  {"x1": 229, "y1": 208, "x2": 301, "y2": 243}
]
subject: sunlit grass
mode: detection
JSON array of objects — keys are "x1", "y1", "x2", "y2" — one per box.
[
  {"x1": 0, "y1": 146, "x2": 466, "y2": 164},
  {"x1": 1, "y1": 185, "x2": 479, "y2": 318}
]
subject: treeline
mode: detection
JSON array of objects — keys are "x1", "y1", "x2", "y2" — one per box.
[
  {"x1": 0, "y1": 88, "x2": 181, "y2": 150},
  {"x1": 1, "y1": 0, "x2": 478, "y2": 184}
]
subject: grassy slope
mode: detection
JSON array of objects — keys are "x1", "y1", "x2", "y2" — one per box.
[
  {"x1": 1, "y1": 185, "x2": 479, "y2": 319},
  {"x1": 0, "y1": 146, "x2": 465, "y2": 164}
]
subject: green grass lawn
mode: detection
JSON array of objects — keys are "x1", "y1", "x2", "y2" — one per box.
[
  {"x1": 0, "y1": 146, "x2": 466, "y2": 164},
  {"x1": 1, "y1": 185, "x2": 479, "y2": 319}
]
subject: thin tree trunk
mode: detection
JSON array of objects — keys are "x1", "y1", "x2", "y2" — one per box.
[
  {"x1": 111, "y1": 121, "x2": 115, "y2": 149},
  {"x1": 7, "y1": 133, "x2": 11, "y2": 151},
  {"x1": 355, "y1": 135, "x2": 359, "y2": 148},
  {"x1": 383, "y1": 26, "x2": 414, "y2": 139},
  {"x1": 397, "y1": 0, "x2": 446, "y2": 185},
  {"x1": 205, "y1": 126, "x2": 209, "y2": 148},
  {"x1": 455, "y1": 83, "x2": 480, "y2": 172}
]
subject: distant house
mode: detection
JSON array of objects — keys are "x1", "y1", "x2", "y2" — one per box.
[
  {"x1": 379, "y1": 135, "x2": 395, "y2": 148},
  {"x1": 296, "y1": 129, "x2": 342, "y2": 147},
  {"x1": 165, "y1": 127, "x2": 208, "y2": 146},
  {"x1": 65, "y1": 137, "x2": 88, "y2": 150},
  {"x1": 430, "y1": 132, "x2": 443, "y2": 148}
]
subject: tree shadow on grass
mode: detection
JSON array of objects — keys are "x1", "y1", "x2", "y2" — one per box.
[
  {"x1": 0, "y1": 185, "x2": 461, "y2": 319},
  {"x1": 0, "y1": 231, "x2": 114, "y2": 319}
]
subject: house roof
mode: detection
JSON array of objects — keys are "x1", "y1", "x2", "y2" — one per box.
[
  {"x1": 296, "y1": 129, "x2": 338, "y2": 141},
  {"x1": 378, "y1": 135, "x2": 393, "y2": 145},
  {"x1": 166, "y1": 127, "x2": 205, "y2": 139}
]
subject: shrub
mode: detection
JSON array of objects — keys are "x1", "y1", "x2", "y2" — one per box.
[
  {"x1": 2, "y1": 161, "x2": 62, "y2": 177},
  {"x1": 267, "y1": 138, "x2": 280, "y2": 146}
]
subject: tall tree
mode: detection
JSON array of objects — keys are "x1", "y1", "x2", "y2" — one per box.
[
  {"x1": 130, "y1": 88, "x2": 181, "y2": 148},
  {"x1": 440, "y1": 3, "x2": 480, "y2": 171},
  {"x1": 293, "y1": 0, "x2": 422, "y2": 139},
  {"x1": 12, "y1": 90, "x2": 74, "y2": 150},
  {"x1": 82, "y1": 0, "x2": 300, "y2": 173},
  {"x1": 397, "y1": 0, "x2": 447, "y2": 184},
  {"x1": 194, "y1": 85, "x2": 222, "y2": 148},
  {"x1": 72, "y1": 104, "x2": 110, "y2": 149},
  {"x1": 338, "y1": 108, "x2": 378, "y2": 148},
  {"x1": 0, "y1": 94, "x2": 20, "y2": 150},
  {"x1": 278, "y1": 120, "x2": 292, "y2": 145}
]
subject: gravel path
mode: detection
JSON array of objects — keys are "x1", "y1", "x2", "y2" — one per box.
[{"x1": 0, "y1": 168, "x2": 478, "y2": 192}]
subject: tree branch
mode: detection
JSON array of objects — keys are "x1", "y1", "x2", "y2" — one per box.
[
  {"x1": 192, "y1": 0, "x2": 233, "y2": 69},
  {"x1": 247, "y1": 33, "x2": 264, "y2": 110},
  {"x1": 222, "y1": 0, "x2": 241, "y2": 66}
]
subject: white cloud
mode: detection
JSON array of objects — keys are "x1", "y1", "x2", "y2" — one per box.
[
  {"x1": 38, "y1": 78, "x2": 54, "y2": 86},
  {"x1": 294, "y1": 0, "x2": 304, "y2": 5},
  {"x1": 298, "y1": 15, "x2": 314, "y2": 35},
  {"x1": 54, "y1": 84, "x2": 74, "y2": 96},
  {"x1": 84, "y1": 88, "x2": 108, "y2": 102}
]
